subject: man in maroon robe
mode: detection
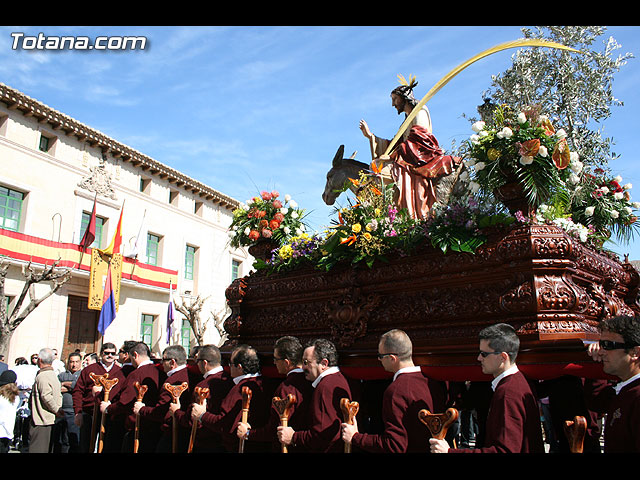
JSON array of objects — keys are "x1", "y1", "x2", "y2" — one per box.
[
  {"x1": 277, "y1": 338, "x2": 352, "y2": 453},
  {"x1": 191, "y1": 344, "x2": 273, "y2": 452},
  {"x1": 71, "y1": 342, "x2": 123, "y2": 453},
  {"x1": 430, "y1": 323, "x2": 544, "y2": 453},
  {"x1": 585, "y1": 315, "x2": 640, "y2": 452},
  {"x1": 236, "y1": 335, "x2": 313, "y2": 452},
  {"x1": 133, "y1": 344, "x2": 200, "y2": 452},
  {"x1": 100, "y1": 341, "x2": 165, "y2": 453},
  {"x1": 341, "y1": 329, "x2": 434, "y2": 453},
  {"x1": 175, "y1": 344, "x2": 233, "y2": 452}
]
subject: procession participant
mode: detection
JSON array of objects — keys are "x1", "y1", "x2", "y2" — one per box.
[
  {"x1": 191, "y1": 344, "x2": 272, "y2": 452},
  {"x1": 585, "y1": 315, "x2": 640, "y2": 452},
  {"x1": 359, "y1": 75, "x2": 461, "y2": 220},
  {"x1": 341, "y1": 329, "x2": 434, "y2": 453},
  {"x1": 118, "y1": 340, "x2": 138, "y2": 376},
  {"x1": 236, "y1": 335, "x2": 313, "y2": 452},
  {"x1": 430, "y1": 323, "x2": 544, "y2": 453},
  {"x1": 133, "y1": 345, "x2": 199, "y2": 453},
  {"x1": 277, "y1": 338, "x2": 352, "y2": 453},
  {"x1": 100, "y1": 341, "x2": 165, "y2": 453},
  {"x1": 173, "y1": 344, "x2": 233, "y2": 452},
  {"x1": 71, "y1": 342, "x2": 122, "y2": 453}
]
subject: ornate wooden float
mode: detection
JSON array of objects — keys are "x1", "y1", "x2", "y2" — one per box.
[{"x1": 222, "y1": 221, "x2": 639, "y2": 383}]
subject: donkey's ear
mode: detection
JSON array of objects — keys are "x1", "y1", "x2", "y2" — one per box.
[{"x1": 332, "y1": 145, "x2": 345, "y2": 167}]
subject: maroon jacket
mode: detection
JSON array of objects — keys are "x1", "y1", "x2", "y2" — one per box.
[
  {"x1": 106, "y1": 362, "x2": 166, "y2": 431},
  {"x1": 450, "y1": 370, "x2": 544, "y2": 453},
  {"x1": 176, "y1": 367, "x2": 233, "y2": 451},
  {"x1": 200, "y1": 374, "x2": 272, "y2": 452},
  {"x1": 586, "y1": 376, "x2": 640, "y2": 452},
  {"x1": 291, "y1": 369, "x2": 352, "y2": 453},
  {"x1": 352, "y1": 369, "x2": 433, "y2": 453},
  {"x1": 243, "y1": 368, "x2": 314, "y2": 451},
  {"x1": 72, "y1": 362, "x2": 124, "y2": 415}
]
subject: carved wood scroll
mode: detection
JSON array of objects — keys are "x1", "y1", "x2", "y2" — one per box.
[
  {"x1": 164, "y1": 381, "x2": 189, "y2": 403},
  {"x1": 564, "y1": 415, "x2": 587, "y2": 454},
  {"x1": 273, "y1": 394, "x2": 296, "y2": 453},
  {"x1": 418, "y1": 408, "x2": 459, "y2": 440}
]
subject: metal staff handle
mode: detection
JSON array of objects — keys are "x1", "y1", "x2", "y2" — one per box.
[
  {"x1": 272, "y1": 394, "x2": 296, "y2": 453},
  {"x1": 164, "y1": 382, "x2": 189, "y2": 453},
  {"x1": 133, "y1": 382, "x2": 148, "y2": 454},
  {"x1": 97, "y1": 376, "x2": 119, "y2": 453},
  {"x1": 188, "y1": 386, "x2": 209, "y2": 453},
  {"x1": 238, "y1": 386, "x2": 252, "y2": 453},
  {"x1": 340, "y1": 398, "x2": 359, "y2": 454},
  {"x1": 88, "y1": 372, "x2": 108, "y2": 453}
]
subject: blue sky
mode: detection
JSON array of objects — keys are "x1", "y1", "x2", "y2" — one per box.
[{"x1": 2, "y1": 25, "x2": 640, "y2": 259}]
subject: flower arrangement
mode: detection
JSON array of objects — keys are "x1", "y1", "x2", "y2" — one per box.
[
  {"x1": 465, "y1": 104, "x2": 574, "y2": 209},
  {"x1": 567, "y1": 168, "x2": 640, "y2": 246},
  {"x1": 319, "y1": 172, "x2": 424, "y2": 270},
  {"x1": 267, "y1": 232, "x2": 325, "y2": 272},
  {"x1": 424, "y1": 196, "x2": 515, "y2": 254},
  {"x1": 228, "y1": 190, "x2": 307, "y2": 249}
]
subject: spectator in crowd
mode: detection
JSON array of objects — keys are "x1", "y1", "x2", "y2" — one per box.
[
  {"x1": 0, "y1": 370, "x2": 20, "y2": 453},
  {"x1": 28, "y1": 347, "x2": 63, "y2": 453}
]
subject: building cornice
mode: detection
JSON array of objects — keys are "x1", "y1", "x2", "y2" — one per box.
[{"x1": 0, "y1": 82, "x2": 239, "y2": 210}]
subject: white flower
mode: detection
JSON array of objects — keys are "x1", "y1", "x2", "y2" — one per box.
[
  {"x1": 283, "y1": 226, "x2": 291, "y2": 234},
  {"x1": 479, "y1": 130, "x2": 489, "y2": 137},
  {"x1": 569, "y1": 173, "x2": 580, "y2": 184},
  {"x1": 601, "y1": 186, "x2": 609, "y2": 195},
  {"x1": 624, "y1": 183, "x2": 633, "y2": 190},
  {"x1": 538, "y1": 145, "x2": 548, "y2": 157},
  {"x1": 570, "y1": 160, "x2": 583, "y2": 174},
  {"x1": 614, "y1": 175, "x2": 623, "y2": 183},
  {"x1": 469, "y1": 134, "x2": 481, "y2": 144},
  {"x1": 246, "y1": 199, "x2": 254, "y2": 205},
  {"x1": 555, "y1": 128, "x2": 567, "y2": 139},
  {"x1": 633, "y1": 202, "x2": 640, "y2": 209},
  {"x1": 496, "y1": 127, "x2": 513, "y2": 139},
  {"x1": 289, "y1": 200, "x2": 298, "y2": 208},
  {"x1": 625, "y1": 207, "x2": 633, "y2": 214},
  {"x1": 291, "y1": 211, "x2": 299, "y2": 219},
  {"x1": 295, "y1": 228, "x2": 303, "y2": 236},
  {"x1": 517, "y1": 112, "x2": 527, "y2": 124},
  {"x1": 614, "y1": 192, "x2": 624, "y2": 200},
  {"x1": 474, "y1": 161, "x2": 486, "y2": 171},
  {"x1": 228, "y1": 230, "x2": 236, "y2": 237},
  {"x1": 471, "y1": 121, "x2": 485, "y2": 133},
  {"x1": 585, "y1": 206, "x2": 595, "y2": 216},
  {"x1": 570, "y1": 151, "x2": 580, "y2": 163},
  {"x1": 469, "y1": 181, "x2": 481, "y2": 194},
  {"x1": 519, "y1": 156, "x2": 534, "y2": 166},
  {"x1": 284, "y1": 194, "x2": 291, "y2": 202},
  {"x1": 280, "y1": 207, "x2": 289, "y2": 214},
  {"x1": 610, "y1": 210, "x2": 619, "y2": 219}
]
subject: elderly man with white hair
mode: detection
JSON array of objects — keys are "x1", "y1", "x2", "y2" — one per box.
[{"x1": 28, "y1": 348, "x2": 63, "y2": 453}]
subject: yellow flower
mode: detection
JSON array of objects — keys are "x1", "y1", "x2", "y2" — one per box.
[
  {"x1": 487, "y1": 148, "x2": 501, "y2": 161},
  {"x1": 352, "y1": 223, "x2": 362, "y2": 233},
  {"x1": 374, "y1": 208, "x2": 381, "y2": 217},
  {"x1": 278, "y1": 245, "x2": 293, "y2": 260},
  {"x1": 363, "y1": 232, "x2": 372, "y2": 241}
]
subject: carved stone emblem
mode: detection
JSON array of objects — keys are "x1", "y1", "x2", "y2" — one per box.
[{"x1": 78, "y1": 161, "x2": 117, "y2": 200}]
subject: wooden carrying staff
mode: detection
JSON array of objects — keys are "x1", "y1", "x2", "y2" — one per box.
[
  {"x1": 164, "y1": 382, "x2": 189, "y2": 453},
  {"x1": 340, "y1": 398, "x2": 359, "y2": 453},
  {"x1": 133, "y1": 381, "x2": 148, "y2": 454},
  {"x1": 272, "y1": 394, "x2": 296, "y2": 453},
  {"x1": 88, "y1": 372, "x2": 108, "y2": 453},
  {"x1": 188, "y1": 386, "x2": 209, "y2": 453},
  {"x1": 564, "y1": 415, "x2": 587, "y2": 453},
  {"x1": 97, "y1": 376, "x2": 119, "y2": 453},
  {"x1": 418, "y1": 408, "x2": 459, "y2": 445},
  {"x1": 238, "y1": 386, "x2": 252, "y2": 453}
]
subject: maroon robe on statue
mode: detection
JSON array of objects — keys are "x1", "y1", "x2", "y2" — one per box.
[{"x1": 352, "y1": 369, "x2": 433, "y2": 453}]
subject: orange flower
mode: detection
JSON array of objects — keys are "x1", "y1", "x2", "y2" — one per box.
[
  {"x1": 348, "y1": 177, "x2": 360, "y2": 186},
  {"x1": 371, "y1": 160, "x2": 382, "y2": 174},
  {"x1": 540, "y1": 118, "x2": 555, "y2": 136},
  {"x1": 269, "y1": 219, "x2": 280, "y2": 230},
  {"x1": 552, "y1": 138, "x2": 570, "y2": 169},
  {"x1": 519, "y1": 139, "x2": 540, "y2": 158},
  {"x1": 370, "y1": 186, "x2": 382, "y2": 196},
  {"x1": 340, "y1": 234, "x2": 357, "y2": 246}
]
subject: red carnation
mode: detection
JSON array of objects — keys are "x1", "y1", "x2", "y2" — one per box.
[
  {"x1": 261, "y1": 191, "x2": 272, "y2": 201},
  {"x1": 269, "y1": 219, "x2": 280, "y2": 230},
  {"x1": 248, "y1": 230, "x2": 260, "y2": 241},
  {"x1": 272, "y1": 200, "x2": 282, "y2": 209},
  {"x1": 274, "y1": 212, "x2": 285, "y2": 222}
]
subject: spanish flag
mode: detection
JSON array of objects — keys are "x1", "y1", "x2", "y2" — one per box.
[
  {"x1": 98, "y1": 264, "x2": 117, "y2": 335},
  {"x1": 98, "y1": 202, "x2": 124, "y2": 256}
]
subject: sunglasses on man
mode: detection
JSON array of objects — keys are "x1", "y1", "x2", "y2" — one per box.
[{"x1": 599, "y1": 339, "x2": 639, "y2": 351}]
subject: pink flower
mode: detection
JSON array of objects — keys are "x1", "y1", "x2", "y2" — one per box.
[
  {"x1": 272, "y1": 200, "x2": 282, "y2": 209},
  {"x1": 261, "y1": 228, "x2": 272, "y2": 238},
  {"x1": 271, "y1": 190, "x2": 280, "y2": 199},
  {"x1": 261, "y1": 191, "x2": 272, "y2": 201}
]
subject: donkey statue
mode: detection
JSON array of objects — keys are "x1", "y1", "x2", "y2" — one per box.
[{"x1": 322, "y1": 144, "x2": 466, "y2": 211}]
